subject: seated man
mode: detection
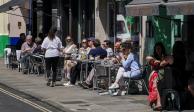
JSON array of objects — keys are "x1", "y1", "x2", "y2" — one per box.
[
  {"x1": 79, "y1": 39, "x2": 107, "y2": 89},
  {"x1": 20, "y1": 35, "x2": 37, "y2": 73},
  {"x1": 102, "y1": 40, "x2": 113, "y2": 58}
]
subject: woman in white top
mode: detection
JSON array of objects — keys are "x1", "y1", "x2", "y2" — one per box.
[
  {"x1": 63, "y1": 36, "x2": 77, "y2": 86},
  {"x1": 41, "y1": 27, "x2": 63, "y2": 87}
]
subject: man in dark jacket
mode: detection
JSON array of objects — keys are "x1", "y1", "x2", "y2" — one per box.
[{"x1": 88, "y1": 39, "x2": 107, "y2": 59}]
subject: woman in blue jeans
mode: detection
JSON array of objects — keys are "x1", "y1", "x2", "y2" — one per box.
[{"x1": 109, "y1": 41, "x2": 141, "y2": 89}]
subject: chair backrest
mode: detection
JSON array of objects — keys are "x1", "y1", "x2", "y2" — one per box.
[
  {"x1": 16, "y1": 50, "x2": 21, "y2": 61},
  {"x1": 140, "y1": 65, "x2": 149, "y2": 79},
  {"x1": 95, "y1": 65, "x2": 107, "y2": 76}
]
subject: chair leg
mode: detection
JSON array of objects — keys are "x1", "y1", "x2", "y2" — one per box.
[
  {"x1": 142, "y1": 79, "x2": 149, "y2": 94},
  {"x1": 126, "y1": 79, "x2": 131, "y2": 95}
]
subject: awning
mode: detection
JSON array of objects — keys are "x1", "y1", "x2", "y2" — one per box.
[
  {"x1": 166, "y1": 0, "x2": 194, "y2": 15},
  {"x1": 125, "y1": 0, "x2": 164, "y2": 16},
  {"x1": 0, "y1": 0, "x2": 25, "y2": 13}
]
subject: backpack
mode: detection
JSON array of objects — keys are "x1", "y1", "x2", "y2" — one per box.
[{"x1": 162, "y1": 89, "x2": 181, "y2": 111}]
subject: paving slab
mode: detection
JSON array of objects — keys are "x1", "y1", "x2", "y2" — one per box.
[{"x1": 0, "y1": 59, "x2": 152, "y2": 112}]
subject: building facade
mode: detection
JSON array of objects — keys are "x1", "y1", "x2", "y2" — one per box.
[{"x1": 0, "y1": 0, "x2": 30, "y2": 57}]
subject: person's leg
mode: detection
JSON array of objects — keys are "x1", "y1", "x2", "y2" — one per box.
[
  {"x1": 25, "y1": 55, "x2": 31, "y2": 70},
  {"x1": 123, "y1": 70, "x2": 141, "y2": 78},
  {"x1": 51, "y1": 57, "x2": 59, "y2": 84},
  {"x1": 109, "y1": 67, "x2": 125, "y2": 89},
  {"x1": 45, "y1": 58, "x2": 52, "y2": 84},
  {"x1": 151, "y1": 72, "x2": 161, "y2": 109},
  {"x1": 21, "y1": 55, "x2": 28, "y2": 69},
  {"x1": 70, "y1": 62, "x2": 81, "y2": 85},
  {"x1": 64, "y1": 60, "x2": 72, "y2": 80},
  {"x1": 66, "y1": 66, "x2": 71, "y2": 80},
  {"x1": 156, "y1": 87, "x2": 161, "y2": 108},
  {"x1": 114, "y1": 67, "x2": 125, "y2": 84},
  {"x1": 85, "y1": 68, "x2": 95, "y2": 85}
]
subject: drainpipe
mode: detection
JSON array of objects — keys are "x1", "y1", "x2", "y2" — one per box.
[
  {"x1": 78, "y1": 0, "x2": 81, "y2": 47},
  {"x1": 29, "y1": 0, "x2": 32, "y2": 35}
]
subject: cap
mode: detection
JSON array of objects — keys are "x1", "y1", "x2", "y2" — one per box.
[{"x1": 88, "y1": 37, "x2": 95, "y2": 41}]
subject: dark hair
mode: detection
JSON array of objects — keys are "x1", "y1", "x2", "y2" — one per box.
[
  {"x1": 48, "y1": 27, "x2": 57, "y2": 40},
  {"x1": 93, "y1": 39, "x2": 101, "y2": 47},
  {"x1": 104, "y1": 40, "x2": 111, "y2": 47},
  {"x1": 20, "y1": 33, "x2": 25, "y2": 37},
  {"x1": 121, "y1": 41, "x2": 133, "y2": 50},
  {"x1": 153, "y1": 42, "x2": 166, "y2": 60},
  {"x1": 38, "y1": 33, "x2": 44, "y2": 40}
]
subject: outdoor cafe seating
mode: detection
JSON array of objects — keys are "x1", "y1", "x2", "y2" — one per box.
[{"x1": 4, "y1": 46, "x2": 149, "y2": 96}]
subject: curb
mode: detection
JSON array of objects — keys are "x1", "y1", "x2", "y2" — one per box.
[{"x1": 0, "y1": 82, "x2": 73, "y2": 112}]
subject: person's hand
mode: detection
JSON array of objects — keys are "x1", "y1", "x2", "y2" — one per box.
[
  {"x1": 154, "y1": 60, "x2": 160, "y2": 65},
  {"x1": 160, "y1": 60, "x2": 169, "y2": 67},
  {"x1": 112, "y1": 58, "x2": 119, "y2": 64},
  {"x1": 89, "y1": 55, "x2": 94, "y2": 60},
  {"x1": 146, "y1": 56, "x2": 154, "y2": 62},
  {"x1": 119, "y1": 53, "x2": 125, "y2": 60},
  {"x1": 95, "y1": 56, "x2": 100, "y2": 60},
  {"x1": 25, "y1": 48, "x2": 32, "y2": 52},
  {"x1": 165, "y1": 56, "x2": 174, "y2": 65}
]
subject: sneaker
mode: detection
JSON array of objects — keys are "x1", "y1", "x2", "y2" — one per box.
[
  {"x1": 78, "y1": 82, "x2": 84, "y2": 87},
  {"x1": 121, "y1": 91, "x2": 127, "y2": 96},
  {"x1": 109, "y1": 83, "x2": 119, "y2": 89},
  {"x1": 22, "y1": 69, "x2": 28, "y2": 74},
  {"x1": 112, "y1": 91, "x2": 119, "y2": 96},
  {"x1": 82, "y1": 82, "x2": 92, "y2": 89},
  {"x1": 63, "y1": 81, "x2": 70, "y2": 86},
  {"x1": 63, "y1": 81, "x2": 74, "y2": 87},
  {"x1": 46, "y1": 80, "x2": 51, "y2": 86},
  {"x1": 50, "y1": 82, "x2": 55, "y2": 87}
]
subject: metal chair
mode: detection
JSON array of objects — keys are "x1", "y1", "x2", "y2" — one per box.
[
  {"x1": 93, "y1": 61, "x2": 110, "y2": 94},
  {"x1": 30, "y1": 54, "x2": 45, "y2": 75},
  {"x1": 124, "y1": 66, "x2": 149, "y2": 95}
]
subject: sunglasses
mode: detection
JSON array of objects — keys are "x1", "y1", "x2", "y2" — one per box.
[{"x1": 82, "y1": 41, "x2": 87, "y2": 43}]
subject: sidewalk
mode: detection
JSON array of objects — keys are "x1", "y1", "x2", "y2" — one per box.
[{"x1": 0, "y1": 59, "x2": 151, "y2": 112}]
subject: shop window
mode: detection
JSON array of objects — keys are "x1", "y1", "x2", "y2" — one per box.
[
  {"x1": 146, "y1": 20, "x2": 154, "y2": 38},
  {"x1": 174, "y1": 19, "x2": 181, "y2": 38}
]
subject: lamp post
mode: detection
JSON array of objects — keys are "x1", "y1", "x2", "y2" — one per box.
[{"x1": 113, "y1": 0, "x2": 122, "y2": 53}]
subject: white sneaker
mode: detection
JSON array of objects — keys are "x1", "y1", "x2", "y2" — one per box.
[
  {"x1": 109, "y1": 83, "x2": 119, "y2": 89},
  {"x1": 63, "y1": 81, "x2": 70, "y2": 86},
  {"x1": 121, "y1": 91, "x2": 127, "y2": 96},
  {"x1": 63, "y1": 81, "x2": 74, "y2": 87}
]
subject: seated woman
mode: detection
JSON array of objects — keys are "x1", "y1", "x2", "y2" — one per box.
[
  {"x1": 63, "y1": 36, "x2": 77, "y2": 86},
  {"x1": 109, "y1": 41, "x2": 141, "y2": 89},
  {"x1": 69, "y1": 38, "x2": 91, "y2": 85},
  {"x1": 78, "y1": 39, "x2": 90, "y2": 60},
  {"x1": 146, "y1": 42, "x2": 171, "y2": 110}
]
